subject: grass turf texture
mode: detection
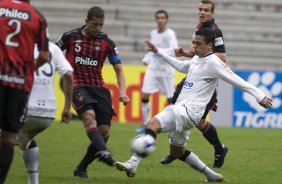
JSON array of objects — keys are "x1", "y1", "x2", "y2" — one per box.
[{"x1": 6, "y1": 121, "x2": 282, "y2": 184}]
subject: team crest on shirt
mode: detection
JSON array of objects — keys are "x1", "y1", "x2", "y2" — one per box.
[{"x1": 94, "y1": 45, "x2": 101, "y2": 51}]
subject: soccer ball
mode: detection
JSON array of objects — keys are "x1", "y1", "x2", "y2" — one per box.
[{"x1": 131, "y1": 134, "x2": 156, "y2": 158}]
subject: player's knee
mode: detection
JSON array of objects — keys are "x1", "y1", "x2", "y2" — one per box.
[
  {"x1": 146, "y1": 117, "x2": 161, "y2": 133},
  {"x1": 81, "y1": 111, "x2": 97, "y2": 128},
  {"x1": 142, "y1": 93, "x2": 150, "y2": 102},
  {"x1": 142, "y1": 98, "x2": 149, "y2": 103},
  {"x1": 1, "y1": 130, "x2": 17, "y2": 145},
  {"x1": 196, "y1": 118, "x2": 207, "y2": 131}
]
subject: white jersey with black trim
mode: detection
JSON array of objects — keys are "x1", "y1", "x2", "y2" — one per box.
[
  {"x1": 142, "y1": 28, "x2": 178, "y2": 75},
  {"x1": 157, "y1": 49, "x2": 265, "y2": 124},
  {"x1": 27, "y1": 42, "x2": 73, "y2": 118}
]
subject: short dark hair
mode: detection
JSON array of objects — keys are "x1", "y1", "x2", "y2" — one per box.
[
  {"x1": 195, "y1": 28, "x2": 215, "y2": 44},
  {"x1": 87, "y1": 6, "x2": 105, "y2": 19},
  {"x1": 155, "y1": 9, "x2": 169, "y2": 19},
  {"x1": 200, "y1": 0, "x2": 215, "y2": 12}
]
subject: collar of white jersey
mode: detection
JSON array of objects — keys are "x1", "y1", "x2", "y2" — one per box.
[{"x1": 199, "y1": 52, "x2": 213, "y2": 58}]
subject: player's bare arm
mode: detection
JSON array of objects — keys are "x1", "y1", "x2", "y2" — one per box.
[
  {"x1": 34, "y1": 50, "x2": 49, "y2": 70},
  {"x1": 113, "y1": 64, "x2": 130, "y2": 105},
  {"x1": 61, "y1": 71, "x2": 73, "y2": 123},
  {"x1": 259, "y1": 97, "x2": 272, "y2": 109}
]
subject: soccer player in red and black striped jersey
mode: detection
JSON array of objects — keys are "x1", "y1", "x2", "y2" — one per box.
[
  {"x1": 0, "y1": 0, "x2": 49, "y2": 182},
  {"x1": 56, "y1": 6, "x2": 129, "y2": 178}
]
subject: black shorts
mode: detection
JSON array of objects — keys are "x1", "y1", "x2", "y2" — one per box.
[
  {"x1": 0, "y1": 86, "x2": 28, "y2": 133},
  {"x1": 201, "y1": 90, "x2": 218, "y2": 120},
  {"x1": 72, "y1": 86, "x2": 116, "y2": 125}
]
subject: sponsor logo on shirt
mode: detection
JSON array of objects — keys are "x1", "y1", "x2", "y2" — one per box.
[
  {"x1": 0, "y1": 8, "x2": 30, "y2": 20},
  {"x1": 233, "y1": 71, "x2": 282, "y2": 128},
  {"x1": 183, "y1": 81, "x2": 193, "y2": 88},
  {"x1": 75, "y1": 57, "x2": 98, "y2": 66}
]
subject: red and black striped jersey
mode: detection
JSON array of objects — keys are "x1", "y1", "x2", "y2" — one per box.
[
  {"x1": 56, "y1": 26, "x2": 121, "y2": 88},
  {"x1": 195, "y1": 18, "x2": 226, "y2": 53},
  {"x1": 0, "y1": 0, "x2": 49, "y2": 92}
]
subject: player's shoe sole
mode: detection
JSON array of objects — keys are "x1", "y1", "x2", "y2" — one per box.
[
  {"x1": 206, "y1": 174, "x2": 224, "y2": 182},
  {"x1": 115, "y1": 162, "x2": 136, "y2": 177},
  {"x1": 213, "y1": 144, "x2": 228, "y2": 168}
]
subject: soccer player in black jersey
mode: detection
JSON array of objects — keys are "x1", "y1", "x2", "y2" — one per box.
[
  {"x1": 56, "y1": 6, "x2": 129, "y2": 178},
  {"x1": 160, "y1": 0, "x2": 228, "y2": 168}
]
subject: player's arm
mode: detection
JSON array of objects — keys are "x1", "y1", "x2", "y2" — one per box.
[
  {"x1": 34, "y1": 51, "x2": 49, "y2": 70},
  {"x1": 53, "y1": 43, "x2": 74, "y2": 122},
  {"x1": 210, "y1": 60, "x2": 272, "y2": 108},
  {"x1": 107, "y1": 38, "x2": 130, "y2": 105},
  {"x1": 35, "y1": 15, "x2": 49, "y2": 70},
  {"x1": 145, "y1": 40, "x2": 191, "y2": 73},
  {"x1": 61, "y1": 71, "x2": 73, "y2": 123},
  {"x1": 214, "y1": 29, "x2": 227, "y2": 62},
  {"x1": 113, "y1": 64, "x2": 130, "y2": 105}
]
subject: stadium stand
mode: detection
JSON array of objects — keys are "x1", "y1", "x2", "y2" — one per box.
[{"x1": 32, "y1": 0, "x2": 282, "y2": 70}]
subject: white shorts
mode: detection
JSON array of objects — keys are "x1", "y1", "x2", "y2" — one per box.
[
  {"x1": 141, "y1": 70, "x2": 174, "y2": 98},
  {"x1": 17, "y1": 116, "x2": 53, "y2": 150},
  {"x1": 155, "y1": 106, "x2": 191, "y2": 147}
]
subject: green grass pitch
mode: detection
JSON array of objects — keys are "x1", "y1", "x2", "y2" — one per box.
[{"x1": 6, "y1": 121, "x2": 282, "y2": 184}]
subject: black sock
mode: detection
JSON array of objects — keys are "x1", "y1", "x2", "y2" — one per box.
[
  {"x1": 144, "y1": 128, "x2": 157, "y2": 139},
  {"x1": 202, "y1": 122, "x2": 223, "y2": 153},
  {"x1": 0, "y1": 142, "x2": 14, "y2": 184},
  {"x1": 77, "y1": 143, "x2": 97, "y2": 171},
  {"x1": 86, "y1": 128, "x2": 106, "y2": 151},
  {"x1": 179, "y1": 150, "x2": 191, "y2": 162}
]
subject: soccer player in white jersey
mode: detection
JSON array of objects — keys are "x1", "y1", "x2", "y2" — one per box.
[
  {"x1": 115, "y1": 28, "x2": 272, "y2": 182},
  {"x1": 17, "y1": 42, "x2": 73, "y2": 184},
  {"x1": 136, "y1": 9, "x2": 178, "y2": 133}
]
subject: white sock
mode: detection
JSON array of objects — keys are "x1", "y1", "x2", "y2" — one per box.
[
  {"x1": 128, "y1": 153, "x2": 142, "y2": 167},
  {"x1": 22, "y1": 147, "x2": 39, "y2": 184},
  {"x1": 184, "y1": 152, "x2": 218, "y2": 180},
  {"x1": 141, "y1": 101, "x2": 150, "y2": 125}
]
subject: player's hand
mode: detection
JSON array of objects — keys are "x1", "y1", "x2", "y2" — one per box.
[
  {"x1": 119, "y1": 94, "x2": 130, "y2": 105},
  {"x1": 145, "y1": 40, "x2": 158, "y2": 53},
  {"x1": 174, "y1": 48, "x2": 185, "y2": 57},
  {"x1": 61, "y1": 108, "x2": 72, "y2": 123},
  {"x1": 259, "y1": 97, "x2": 272, "y2": 109}
]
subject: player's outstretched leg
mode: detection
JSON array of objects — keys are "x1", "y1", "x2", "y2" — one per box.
[
  {"x1": 86, "y1": 127, "x2": 116, "y2": 166},
  {"x1": 199, "y1": 121, "x2": 228, "y2": 168},
  {"x1": 179, "y1": 150, "x2": 224, "y2": 182},
  {"x1": 74, "y1": 143, "x2": 97, "y2": 179},
  {"x1": 116, "y1": 128, "x2": 157, "y2": 177},
  {"x1": 115, "y1": 153, "x2": 142, "y2": 177},
  {"x1": 22, "y1": 140, "x2": 39, "y2": 184}
]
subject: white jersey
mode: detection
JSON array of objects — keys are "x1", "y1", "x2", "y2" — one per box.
[
  {"x1": 27, "y1": 42, "x2": 73, "y2": 118},
  {"x1": 142, "y1": 28, "x2": 178, "y2": 75},
  {"x1": 157, "y1": 49, "x2": 265, "y2": 126}
]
